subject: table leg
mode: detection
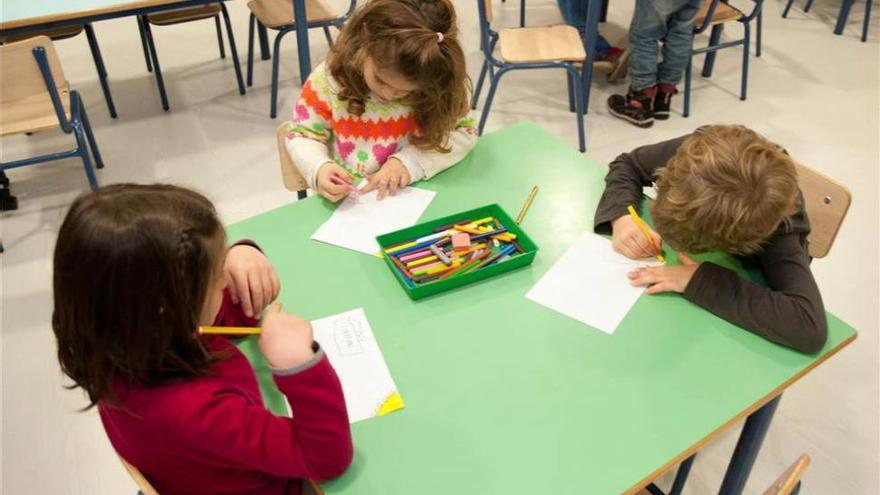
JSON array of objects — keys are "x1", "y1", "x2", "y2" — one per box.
[
  {"x1": 293, "y1": 0, "x2": 312, "y2": 84},
  {"x1": 717, "y1": 394, "x2": 781, "y2": 495},
  {"x1": 258, "y1": 22, "x2": 271, "y2": 60}
]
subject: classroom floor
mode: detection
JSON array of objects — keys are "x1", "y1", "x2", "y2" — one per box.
[{"x1": 1, "y1": 0, "x2": 878, "y2": 493}]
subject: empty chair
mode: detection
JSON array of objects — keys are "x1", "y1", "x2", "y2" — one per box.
[
  {"x1": 137, "y1": 3, "x2": 245, "y2": 111},
  {"x1": 0, "y1": 36, "x2": 105, "y2": 191},
  {"x1": 683, "y1": 0, "x2": 763, "y2": 117},
  {"x1": 1, "y1": 24, "x2": 117, "y2": 118},
  {"x1": 245, "y1": 0, "x2": 356, "y2": 118}
]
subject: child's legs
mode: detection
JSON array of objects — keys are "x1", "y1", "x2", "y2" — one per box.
[
  {"x1": 557, "y1": 0, "x2": 612, "y2": 56},
  {"x1": 628, "y1": 0, "x2": 676, "y2": 90},
  {"x1": 657, "y1": 0, "x2": 704, "y2": 86}
]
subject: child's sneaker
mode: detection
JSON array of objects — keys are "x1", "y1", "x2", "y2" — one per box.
[
  {"x1": 653, "y1": 83, "x2": 677, "y2": 120},
  {"x1": 607, "y1": 86, "x2": 655, "y2": 128}
]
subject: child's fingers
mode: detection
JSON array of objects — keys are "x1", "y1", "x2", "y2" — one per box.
[
  {"x1": 227, "y1": 278, "x2": 240, "y2": 304},
  {"x1": 248, "y1": 271, "x2": 265, "y2": 317},
  {"x1": 645, "y1": 281, "x2": 674, "y2": 294},
  {"x1": 679, "y1": 253, "x2": 696, "y2": 265},
  {"x1": 267, "y1": 302, "x2": 283, "y2": 314},
  {"x1": 387, "y1": 177, "x2": 399, "y2": 196},
  {"x1": 269, "y1": 269, "x2": 281, "y2": 301},
  {"x1": 235, "y1": 272, "x2": 254, "y2": 317},
  {"x1": 377, "y1": 179, "x2": 388, "y2": 200}
]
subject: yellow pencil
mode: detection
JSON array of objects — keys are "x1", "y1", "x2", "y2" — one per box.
[
  {"x1": 516, "y1": 186, "x2": 539, "y2": 224},
  {"x1": 200, "y1": 326, "x2": 261, "y2": 335},
  {"x1": 627, "y1": 205, "x2": 665, "y2": 263}
]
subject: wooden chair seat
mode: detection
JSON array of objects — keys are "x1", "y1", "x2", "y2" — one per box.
[
  {"x1": 0, "y1": 25, "x2": 85, "y2": 44},
  {"x1": 498, "y1": 25, "x2": 586, "y2": 63},
  {"x1": 0, "y1": 83, "x2": 71, "y2": 137},
  {"x1": 247, "y1": 0, "x2": 338, "y2": 29},
  {"x1": 696, "y1": 1, "x2": 744, "y2": 26},
  {"x1": 147, "y1": 4, "x2": 221, "y2": 25}
]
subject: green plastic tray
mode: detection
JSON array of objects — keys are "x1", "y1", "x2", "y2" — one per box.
[{"x1": 376, "y1": 204, "x2": 539, "y2": 300}]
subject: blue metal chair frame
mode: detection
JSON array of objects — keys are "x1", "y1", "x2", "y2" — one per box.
[
  {"x1": 783, "y1": 0, "x2": 872, "y2": 42},
  {"x1": 136, "y1": 2, "x2": 245, "y2": 111},
  {"x1": 683, "y1": 0, "x2": 763, "y2": 118},
  {"x1": 246, "y1": 0, "x2": 357, "y2": 119},
  {"x1": 0, "y1": 47, "x2": 105, "y2": 191},
  {"x1": 471, "y1": 0, "x2": 600, "y2": 152}
]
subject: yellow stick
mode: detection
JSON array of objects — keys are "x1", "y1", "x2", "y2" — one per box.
[
  {"x1": 626, "y1": 205, "x2": 665, "y2": 263},
  {"x1": 200, "y1": 326, "x2": 261, "y2": 335},
  {"x1": 516, "y1": 186, "x2": 539, "y2": 224}
]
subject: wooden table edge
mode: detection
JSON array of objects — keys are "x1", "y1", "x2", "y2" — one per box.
[
  {"x1": 0, "y1": 0, "x2": 209, "y2": 31},
  {"x1": 622, "y1": 331, "x2": 858, "y2": 495}
]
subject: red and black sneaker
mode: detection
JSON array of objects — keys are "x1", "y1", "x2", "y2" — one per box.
[
  {"x1": 607, "y1": 86, "x2": 655, "y2": 128},
  {"x1": 653, "y1": 83, "x2": 677, "y2": 120}
]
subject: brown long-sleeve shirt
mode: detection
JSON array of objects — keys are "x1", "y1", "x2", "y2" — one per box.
[{"x1": 594, "y1": 134, "x2": 828, "y2": 353}]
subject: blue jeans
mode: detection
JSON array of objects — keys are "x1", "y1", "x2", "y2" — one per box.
[
  {"x1": 556, "y1": 0, "x2": 611, "y2": 56},
  {"x1": 628, "y1": 0, "x2": 705, "y2": 90}
]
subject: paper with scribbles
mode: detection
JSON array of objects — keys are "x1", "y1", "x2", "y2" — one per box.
[{"x1": 311, "y1": 308, "x2": 404, "y2": 423}]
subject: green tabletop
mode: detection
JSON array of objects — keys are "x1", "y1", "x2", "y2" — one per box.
[{"x1": 228, "y1": 122, "x2": 856, "y2": 495}]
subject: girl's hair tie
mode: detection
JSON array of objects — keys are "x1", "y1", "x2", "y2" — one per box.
[{"x1": 436, "y1": 32, "x2": 444, "y2": 43}]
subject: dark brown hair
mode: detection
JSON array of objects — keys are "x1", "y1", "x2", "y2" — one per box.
[
  {"x1": 53, "y1": 183, "x2": 226, "y2": 409},
  {"x1": 328, "y1": 0, "x2": 470, "y2": 152},
  {"x1": 651, "y1": 125, "x2": 799, "y2": 255}
]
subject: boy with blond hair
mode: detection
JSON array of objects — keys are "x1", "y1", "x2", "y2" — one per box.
[{"x1": 594, "y1": 125, "x2": 827, "y2": 353}]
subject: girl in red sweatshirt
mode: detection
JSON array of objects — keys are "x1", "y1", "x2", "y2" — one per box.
[{"x1": 52, "y1": 183, "x2": 353, "y2": 494}]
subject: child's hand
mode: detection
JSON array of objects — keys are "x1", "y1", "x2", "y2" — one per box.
[
  {"x1": 225, "y1": 244, "x2": 280, "y2": 318},
  {"x1": 612, "y1": 215, "x2": 663, "y2": 259},
  {"x1": 362, "y1": 157, "x2": 411, "y2": 200},
  {"x1": 628, "y1": 254, "x2": 700, "y2": 294},
  {"x1": 259, "y1": 303, "x2": 316, "y2": 369},
  {"x1": 316, "y1": 162, "x2": 356, "y2": 202}
]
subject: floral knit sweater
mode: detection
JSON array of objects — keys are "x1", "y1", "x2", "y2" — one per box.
[{"x1": 285, "y1": 62, "x2": 477, "y2": 189}]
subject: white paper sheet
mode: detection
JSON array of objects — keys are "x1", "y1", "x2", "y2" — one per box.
[
  {"x1": 311, "y1": 308, "x2": 404, "y2": 423},
  {"x1": 311, "y1": 187, "x2": 436, "y2": 255},
  {"x1": 525, "y1": 233, "x2": 663, "y2": 334}
]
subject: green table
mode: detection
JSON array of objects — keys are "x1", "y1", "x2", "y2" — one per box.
[{"x1": 228, "y1": 122, "x2": 856, "y2": 495}]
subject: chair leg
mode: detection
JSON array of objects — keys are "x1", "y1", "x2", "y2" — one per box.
[
  {"x1": 215, "y1": 15, "x2": 226, "y2": 59},
  {"x1": 323, "y1": 26, "x2": 334, "y2": 47},
  {"x1": 567, "y1": 70, "x2": 575, "y2": 113},
  {"x1": 247, "y1": 13, "x2": 255, "y2": 87},
  {"x1": 220, "y1": 3, "x2": 246, "y2": 95},
  {"x1": 863, "y1": 0, "x2": 872, "y2": 42},
  {"x1": 137, "y1": 17, "x2": 153, "y2": 72},
  {"x1": 258, "y1": 21, "x2": 271, "y2": 60},
  {"x1": 74, "y1": 122, "x2": 99, "y2": 190},
  {"x1": 683, "y1": 54, "x2": 693, "y2": 117},
  {"x1": 756, "y1": 4, "x2": 763, "y2": 56},
  {"x1": 84, "y1": 24, "x2": 118, "y2": 119},
  {"x1": 568, "y1": 67, "x2": 585, "y2": 152},
  {"x1": 702, "y1": 24, "x2": 723, "y2": 78},
  {"x1": 835, "y1": 0, "x2": 854, "y2": 34},
  {"x1": 472, "y1": 59, "x2": 489, "y2": 109},
  {"x1": 804, "y1": 0, "x2": 815, "y2": 12},
  {"x1": 741, "y1": 22, "x2": 750, "y2": 101},
  {"x1": 139, "y1": 16, "x2": 170, "y2": 111},
  {"x1": 782, "y1": 0, "x2": 796, "y2": 17},
  {"x1": 270, "y1": 30, "x2": 288, "y2": 118},
  {"x1": 519, "y1": 0, "x2": 526, "y2": 27},
  {"x1": 477, "y1": 67, "x2": 510, "y2": 135},
  {"x1": 80, "y1": 99, "x2": 105, "y2": 170}
]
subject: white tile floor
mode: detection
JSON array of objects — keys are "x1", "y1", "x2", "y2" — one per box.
[{"x1": 1, "y1": 0, "x2": 878, "y2": 493}]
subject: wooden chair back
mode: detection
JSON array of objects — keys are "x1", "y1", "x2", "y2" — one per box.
[
  {"x1": 0, "y1": 36, "x2": 67, "y2": 104},
  {"x1": 277, "y1": 122, "x2": 308, "y2": 193},
  {"x1": 763, "y1": 454, "x2": 810, "y2": 495},
  {"x1": 795, "y1": 163, "x2": 851, "y2": 258},
  {"x1": 118, "y1": 455, "x2": 160, "y2": 495}
]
